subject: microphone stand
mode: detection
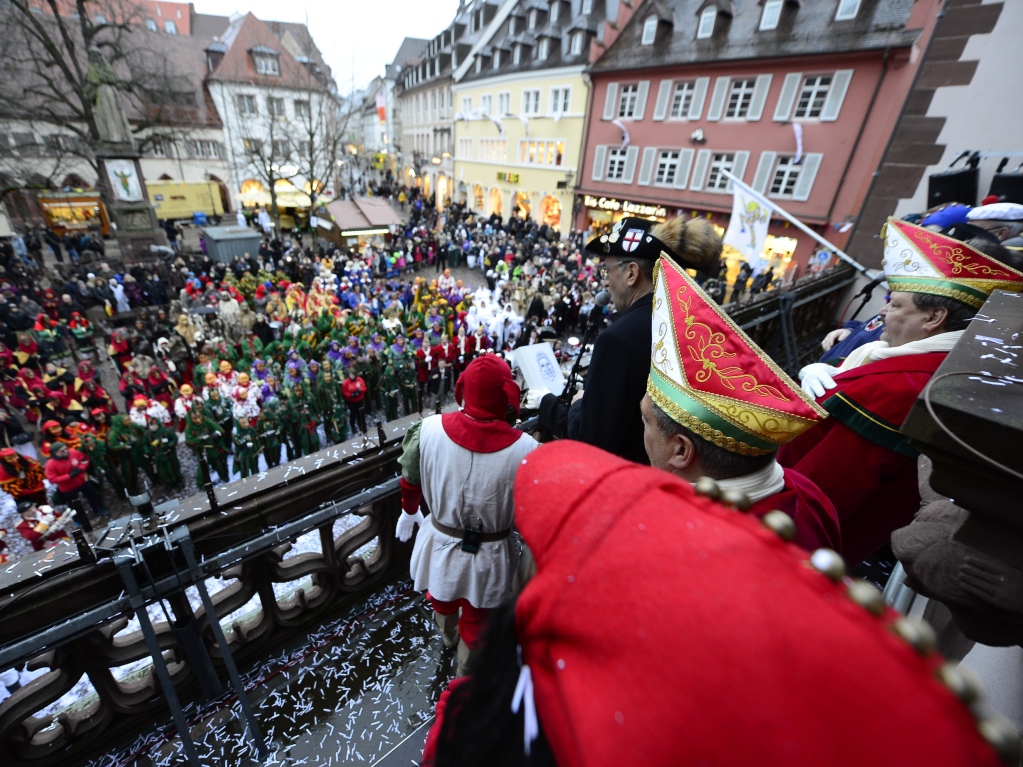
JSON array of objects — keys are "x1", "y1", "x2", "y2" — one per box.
[
  {"x1": 562, "y1": 308, "x2": 604, "y2": 403},
  {"x1": 848, "y1": 274, "x2": 886, "y2": 323}
]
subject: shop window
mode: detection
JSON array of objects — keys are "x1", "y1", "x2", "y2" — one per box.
[
  {"x1": 474, "y1": 184, "x2": 484, "y2": 210},
  {"x1": 489, "y1": 187, "x2": 503, "y2": 216},
  {"x1": 514, "y1": 191, "x2": 531, "y2": 219},
  {"x1": 540, "y1": 195, "x2": 561, "y2": 228},
  {"x1": 793, "y1": 75, "x2": 832, "y2": 119},
  {"x1": 724, "y1": 79, "x2": 755, "y2": 119},
  {"x1": 706, "y1": 152, "x2": 735, "y2": 191}
]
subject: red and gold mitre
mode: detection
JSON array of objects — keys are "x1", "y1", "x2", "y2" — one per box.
[
  {"x1": 648, "y1": 257, "x2": 826, "y2": 456},
  {"x1": 882, "y1": 217, "x2": 1023, "y2": 308}
]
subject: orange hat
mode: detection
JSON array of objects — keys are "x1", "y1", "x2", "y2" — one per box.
[
  {"x1": 507, "y1": 441, "x2": 1013, "y2": 767},
  {"x1": 219, "y1": 360, "x2": 232, "y2": 373},
  {"x1": 132, "y1": 397, "x2": 149, "y2": 409},
  {"x1": 42, "y1": 420, "x2": 61, "y2": 432}
]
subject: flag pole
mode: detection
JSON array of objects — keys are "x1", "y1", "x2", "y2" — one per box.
[{"x1": 720, "y1": 169, "x2": 877, "y2": 279}]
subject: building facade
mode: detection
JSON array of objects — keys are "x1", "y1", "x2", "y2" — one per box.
[{"x1": 577, "y1": 0, "x2": 941, "y2": 276}]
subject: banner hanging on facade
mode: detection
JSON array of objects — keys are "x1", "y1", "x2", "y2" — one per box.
[{"x1": 723, "y1": 177, "x2": 772, "y2": 270}]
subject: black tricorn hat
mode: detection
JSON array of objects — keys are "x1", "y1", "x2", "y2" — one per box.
[{"x1": 584, "y1": 217, "x2": 669, "y2": 261}]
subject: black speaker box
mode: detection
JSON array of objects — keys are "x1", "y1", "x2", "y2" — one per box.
[
  {"x1": 927, "y1": 167, "x2": 978, "y2": 208},
  {"x1": 988, "y1": 173, "x2": 1023, "y2": 205}
]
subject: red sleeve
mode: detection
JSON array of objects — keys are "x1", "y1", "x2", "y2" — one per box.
[
  {"x1": 400, "y1": 476, "x2": 423, "y2": 515},
  {"x1": 421, "y1": 676, "x2": 471, "y2": 767}
]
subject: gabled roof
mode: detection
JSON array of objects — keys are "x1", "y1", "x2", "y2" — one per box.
[
  {"x1": 592, "y1": 0, "x2": 920, "y2": 73},
  {"x1": 206, "y1": 13, "x2": 326, "y2": 90},
  {"x1": 326, "y1": 197, "x2": 402, "y2": 233}
]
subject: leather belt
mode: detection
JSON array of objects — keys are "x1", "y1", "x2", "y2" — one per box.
[{"x1": 431, "y1": 514, "x2": 512, "y2": 543}]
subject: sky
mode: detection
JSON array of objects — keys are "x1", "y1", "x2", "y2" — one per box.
[{"x1": 191, "y1": 0, "x2": 462, "y2": 94}]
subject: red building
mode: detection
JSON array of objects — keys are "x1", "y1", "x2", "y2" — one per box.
[{"x1": 576, "y1": 0, "x2": 941, "y2": 277}]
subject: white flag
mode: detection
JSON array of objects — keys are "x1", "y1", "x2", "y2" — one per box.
[{"x1": 723, "y1": 178, "x2": 772, "y2": 264}]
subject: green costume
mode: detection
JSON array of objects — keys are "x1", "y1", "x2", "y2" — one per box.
[
  {"x1": 203, "y1": 391, "x2": 234, "y2": 453},
  {"x1": 363, "y1": 352, "x2": 383, "y2": 410},
  {"x1": 143, "y1": 421, "x2": 183, "y2": 488},
  {"x1": 381, "y1": 363, "x2": 400, "y2": 422},
  {"x1": 398, "y1": 357, "x2": 420, "y2": 416},
  {"x1": 258, "y1": 402, "x2": 287, "y2": 468},
  {"x1": 81, "y1": 434, "x2": 122, "y2": 498},
  {"x1": 193, "y1": 360, "x2": 217, "y2": 390},
  {"x1": 319, "y1": 373, "x2": 349, "y2": 445},
  {"x1": 285, "y1": 386, "x2": 319, "y2": 458},
  {"x1": 106, "y1": 416, "x2": 150, "y2": 495},
  {"x1": 232, "y1": 420, "x2": 261, "y2": 479},
  {"x1": 184, "y1": 413, "x2": 228, "y2": 484}
]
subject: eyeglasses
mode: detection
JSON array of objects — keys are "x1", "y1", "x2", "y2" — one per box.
[{"x1": 598, "y1": 260, "x2": 629, "y2": 280}]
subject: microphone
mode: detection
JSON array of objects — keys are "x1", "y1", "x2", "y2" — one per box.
[
  {"x1": 853, "y1": 273, "x2": 885, "y2": 299},
  {"x1": 593, "y1": 290, "x2": 611, "y2": 309}
]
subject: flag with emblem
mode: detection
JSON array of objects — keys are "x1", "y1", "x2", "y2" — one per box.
[
  {"x1": 622, "y1": 228, "x2": 644, "y2": 253},
  {"x1": 723, "y1": 176, "x2": 772, "y2": 266}
]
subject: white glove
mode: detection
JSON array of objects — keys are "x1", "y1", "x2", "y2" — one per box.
[
  {"x1": 798, "y1": 363, "x2": 840, "y2": 399},
  {"x1": 395, "y1": 510, "x2": 425, "y2": 542}
]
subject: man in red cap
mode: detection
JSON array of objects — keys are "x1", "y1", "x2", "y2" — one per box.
[
  {"x1": 396, "y1": 355, "x2": 537, "y2": 676},
  {"x1": 640, "y1": 255, "x2": 839, "y2": 552},
  {"x1": 423, "y1": 441, "x2": 1018, "y2": 767}
]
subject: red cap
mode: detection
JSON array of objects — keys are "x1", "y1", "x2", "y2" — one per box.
[
  {"x1": 0, "y1": 448, "x2": 16, "y2": 458},
  {"x1": 42, "y1": 420, "x2": 61, "y2": 432},
  {"x1": 455, "y1": 355, "x2": 519, "y2": 419},
  {"x1": 982, "y1": 195, "x2": 1001, "y2": 205},
  {"x1": 512, "y1": 441, "x2": 1008, "y2": 767}
]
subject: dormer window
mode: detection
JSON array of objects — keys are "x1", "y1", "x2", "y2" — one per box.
[
  {"x1": 476, "y1": 56, "x2": 482, "y2": 73},
  {"x1": 550, "y1": 1, "x2": 559, "y2": 23},
  {"x1": 582, "y1": 0, "x2": 593, "y2": 12},
  {"x1": 835, "y1": 0, "x2": 860, "y2": 21},
  {"x1": 760, "y1": 0, "x2": 783, "y2": 30},
  {"x1": 494, "y1": 49, "x2": 501, "y2": 68},
  {"x1": 571, "y1": 31, "x2": 584, "y2": 55},
  {"x1": 642, "y1": 16, "x2": 658, "y2": 45},
  {"x1": 509, "y1": 16, "x2": 516, "y2": 35},
  {"x1": 513, "y1": 44, "x2": 522, "y2": 64},
  {"x1": 697, "y1": 7, "x2": 717, "y2": 38},
  {"x1": 538, "y1": 38, "x2": 550, "y2": 60},
  {"x1": 252, "y1": 48, "x2": 280, "y2": 76},
  {"x1": 529, "y1": 9, "x2": 538, "y2": 29}
]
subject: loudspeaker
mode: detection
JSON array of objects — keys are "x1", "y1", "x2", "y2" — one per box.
[
  {"x1": 988, "y1": 173, "x2": 1023, "y2": 205},
  {"x1": 927, "y1": 168, "x2": 978, "y2": 208}
]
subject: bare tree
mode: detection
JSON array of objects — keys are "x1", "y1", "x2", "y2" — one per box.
[{"x1": 235, "y1": 96, "x2": 303, "y2": 234}]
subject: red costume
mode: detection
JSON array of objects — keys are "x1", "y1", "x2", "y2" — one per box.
[
  {"x1": 747, "y1": 468, "x2": 841, "y2": 552},
  {"x1": 779, "y1": 353, "x2": 946, "y2": 565}
]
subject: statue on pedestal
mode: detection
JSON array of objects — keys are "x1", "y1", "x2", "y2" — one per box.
[{"x1": 87, "y1": 46, "x2": 135, "y2": 150}]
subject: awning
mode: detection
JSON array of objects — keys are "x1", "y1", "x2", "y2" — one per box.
[{"x1": 325, "y1": 197, "x2": 403, "y2": 236}]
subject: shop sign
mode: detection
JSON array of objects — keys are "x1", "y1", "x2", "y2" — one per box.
[
  {"x1": 583, "y1": 195, "x2": 667, "y2": 219},
  {"x1": 497, "y1": 171, "x2": 520, "y2": 184}
]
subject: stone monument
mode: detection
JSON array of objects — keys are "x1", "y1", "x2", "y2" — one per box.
[{"x1": 88, "y1": 46, "x2": 167, "y2": 263}]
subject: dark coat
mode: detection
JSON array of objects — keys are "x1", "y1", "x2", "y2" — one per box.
[{"x1": 539, "y1": 291, "x2": 652, "y2": 465}]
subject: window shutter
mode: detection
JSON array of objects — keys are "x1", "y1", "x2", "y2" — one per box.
[
  {"x1": 653, "y1": 80, "x2": 672, "y2": 121},
  {"x1": 592, "y1": 145, "x2": 607, "y2": 181},
  {"x1": 689, "y1": 149, "x2": 712, "y2": 191},
  {"x1": 752, "y1": 151, "x2": 777, "y2": 194},
  {"x1": 792, "y1": 153, "x2": 823, "y2": 201},
  {"x1": 706, "y1": 77, "x2": 729, "y2": 121},
  {"x1": 633, "y1": 81, "x2": 650, "y2": 120},
  {"x1": 622, "y1": 146, "x2": 640, "y2": 184},
  {"x1": 602, "y1": 83, "x2": 618, "y2": 120},
  {"x1": 820, "y1": 70, "x2": 852, "y2": 122},
  {"x1": 673, "y1": 148, "x2": 695, "y2": 190},
  {"x1": 729, "y1": 151, "x2": 750, "y2": 190},
  {"x1": 638, "y1": 147, "x2": 657, "y2": 185},
  {"x1": 746, "y1": 74, "x2": 773, "y2": 121},
  {"x1": 773, "y1": 73, "x2": 801, "y2": 121},
  {"x1": 688, "y1": 77, "x2": 710, "y2": 120}
]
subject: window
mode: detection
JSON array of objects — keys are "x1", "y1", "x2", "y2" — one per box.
[
  {"x1": 462, "y1": 96, "x2": 472, "y2": 114},
  {"x1": 550, "y1": 2, "x2": 560, "y2": 22},
  {"x1": 654, "y1": 150, "x2": 681, "y2": 186},
  {"x1": 835, "y1": 0, "x2": 860, "y2": 21},
  {"x1": 476, "y1": 57, "x2": 483, "y2": 74},
  {"x1": 521, "y1": 89, "x2": 541, "y2": 115},
  {"x1": 582, "y1": 0, "x2": 593, "y2": 12},
  {"x1": 243, "y1": 137, "x2": 264, "y2": 154},
  {"x1": 697, "y1": 7, "x2": 717, "y2": 38},
  {"x1": 237, "y1": 94, "x2": 258, "y2": 116},
  {"x1": 432, "y1": 91, "x2": 438, "y2": 115},
  {"x1": 760, "y1": 0, "x2": 783, "y2": 30},
  {"x1": 769, "y1": 156, "x2": 801, "y2": 197},
  {"x1": 294, "y1": 100, "x2": 310, "y2": 119},
  {"x1": 13, "y1": 133, "x2": 38, "y2": 156},
  {"x1": 481, "y1": 139, "x2": 508, "y2": 162},
  {"x1": 509, "y1": 16, "x2": 516, "y2": 35},
  {"x1": 513, "y1": 45, "x2": 522, "y2": 65},
  {"x1": 706, "y1": 152, "x2": 735, "y2": 191},
  {"x1": 271, "y1": 139, "x2": 289, "y2": 158},
  {"x1": 149, "y1": 138, "x2": 168, "y2": 157},
  {"x1": 724, "y1": 78, "x2": 755, "y2": 118},
  {"x1": 550, "y1": 87, "x2": 571, "y2": 114},
  {"x1": 538, "y1": 38, "x2": 550, "y2": 60},
  {"x1": 458, "y1": 137, "x2": 473, "y2": 159},
  {"x1": 642, "y1": 17, "x2": 658, "y2": 45},
  {"x1": 268, "y1": 97, "x2": 285, "y2": 117},
  {"x1": 570, "y1": 32, "x2": 584, "y2": 55},
  {"x1": 528, "y1": 9, "x2": 538, "y2": 28},
  {"x1": 253, "y1": 53, "x2": 280, "y2": 76},
  {"x1": 670, "y1": 81, "x2": 695, "y2": 118},
  {"x1": 498, "y1": 92, "x2": 511, "y2": 115},
  {"x1": 481, "y1": 95, "x2": 493, "y2": 115},
  {"x1": 192, "y1": 140, "x2": 221, "y2": 159},
  {"x1": 145, "y1": 18, "x2": 157, "y2": 31},
  {"x1": 793, "y1": 75, "x2": 832, "y2": 118},
  {"x1": 519, "y1": 140, "x2": 564, "y2": 166},
  {"x1": 165, "y1": 20, "x2": 177, "y2": 34},
  {"x1": 606, "y1": 148, "x2": 628, "y2": 180},
  {"x1": 493, "y1": 50, "x2": 501, "y2": 68},
  {"x1": 618, "y1": 84, "x2": 639, "y2": 118}
]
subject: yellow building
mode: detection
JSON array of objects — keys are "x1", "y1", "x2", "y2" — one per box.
[{"x1": 453, "y1": 63, "x2": 587, "y2": 237}]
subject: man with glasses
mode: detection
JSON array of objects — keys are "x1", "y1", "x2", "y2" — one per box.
[{"x1": 538, "y1": 216, "x2": 721, "y2": 463}]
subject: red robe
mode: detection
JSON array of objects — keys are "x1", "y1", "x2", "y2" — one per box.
[
  {"x1": 747, "y1": 468, "x2": 841, "y2": 553},
  {"x1": 778, "y1": 352, "x2": 946, "y2": 565}
]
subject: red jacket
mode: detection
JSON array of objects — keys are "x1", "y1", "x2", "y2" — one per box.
[
  {"x1": 44, "y1": 448, "x2": 90, "y2": 492},
  {"x1": 747, "y1": 468, "x2": 841, "y2": 553},
  {"x1": 341, "y1": 376, "x2": 367, "y2": 404}
]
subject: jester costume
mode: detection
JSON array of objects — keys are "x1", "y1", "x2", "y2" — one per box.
[
  {"x1": 184, "y1": 411, "x2": 229, "y2": 485},
  {"x1": 143, "y1": 420, "x2": 183, "y2": 488}
]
